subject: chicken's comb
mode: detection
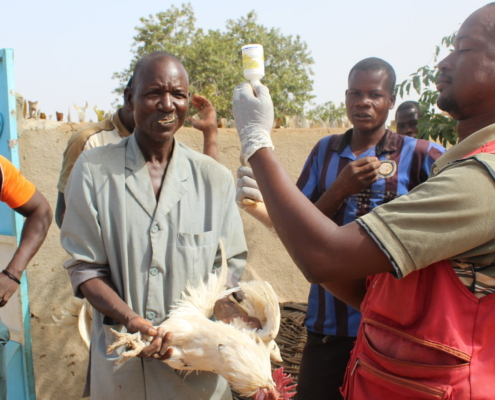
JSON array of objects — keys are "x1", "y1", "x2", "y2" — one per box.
[{"x1": 272, "y1": 367, "x2": 297, "y2": 399}]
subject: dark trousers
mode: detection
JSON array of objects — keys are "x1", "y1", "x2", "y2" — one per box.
[
  {"x1": 296, "y1": 330, "x2": 355, "y2": 400},
  {"x1": 0, "y1": 319, "x2": 9, "y2": 400}
]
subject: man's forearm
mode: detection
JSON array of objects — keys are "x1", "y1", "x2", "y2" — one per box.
[
  {"x1": 80, "y1": 277, "x2": 138, "y2": 326},
  {"x1": 315, "y1": 184, "x2": 347, "y2": 219},
  {"x1": 248, "y1": 148, "x2": 393, "y2": 283},
  {"x1": 8, "y1": 192, "x2": 52, "y2": 279},
  {"x1": 202, "y1": 129, "x2": 219, "y2": 161}
]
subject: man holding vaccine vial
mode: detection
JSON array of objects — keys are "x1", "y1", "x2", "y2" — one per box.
[{"x1": 236, "y1": 57, "x2": 444, "y2": 399}]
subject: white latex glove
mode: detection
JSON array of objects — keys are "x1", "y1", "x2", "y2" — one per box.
[
  {"x1": 236, "y1": 166, "x2": 263, "y2": 209},
  {"x1": 233, "y1": 82, "x2": 274, "y2": 162},
  {"x1": 235, "y1": 166, "x2": 275, "y2": 235}
]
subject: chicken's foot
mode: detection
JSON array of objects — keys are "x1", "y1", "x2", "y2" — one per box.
[{"x1": 106, "y1": 329, "x2": 149, "y2": 365}]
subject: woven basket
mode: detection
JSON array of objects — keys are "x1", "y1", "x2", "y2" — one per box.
[{"x1": 232, "y1": 302, "x2": 308, "y2": 400}]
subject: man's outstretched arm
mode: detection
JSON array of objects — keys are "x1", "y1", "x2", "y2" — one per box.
[
  {"x1": 248, "y1": 147, "x2": 393, "y2": 282},
  {"x1": 235, "y1": 161, "x2": 374, "y2": 308},
  {"x1": 233, "y1": 82, "x2": 394, "y2": 286},
  {"x1": 1, "y1": 190, "x2": 52, "y2": 306}
]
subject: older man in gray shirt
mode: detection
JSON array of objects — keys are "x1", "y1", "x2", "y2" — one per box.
[{"x1": 61, "y1": 52, "x2": 248, "y2": 400}]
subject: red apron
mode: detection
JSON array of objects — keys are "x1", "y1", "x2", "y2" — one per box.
[{"x1": 342, "y1": 143, "x2": 495, "y2": 399}]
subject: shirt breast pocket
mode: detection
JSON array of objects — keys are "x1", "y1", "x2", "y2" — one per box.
[
  {"x1": 176, "y1": 231, "x2": 218, "y2": 285},
  {"x1": 176, "y1": 231, "x2": 217, "y2": 248}
]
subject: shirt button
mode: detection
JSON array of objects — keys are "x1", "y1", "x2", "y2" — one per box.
[
  {"x1": 432, "y1": 166, "x2": 440, "y2": 175},
  {"x1": 146, "y1": 311, "x2": 156, "y2": 320},
  {"x1": 150, "y1": 268, "x2": 158, "y2": 276},
  {"x1": 151, "y1": 225, "x2": 159, "y2": 234}
]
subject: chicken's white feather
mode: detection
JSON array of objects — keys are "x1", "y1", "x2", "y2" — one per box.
[{"x1": 234, "y1": 280, "x2": 282, "y2": 362}]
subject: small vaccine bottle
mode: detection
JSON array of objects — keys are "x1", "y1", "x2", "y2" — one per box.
[{"x1": 242, "y1": 44, "x2": 265, "y2": 85}]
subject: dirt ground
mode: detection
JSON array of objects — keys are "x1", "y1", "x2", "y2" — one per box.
[{"x1": 16, "y1": 119, "x2": 345, "y2": 399}]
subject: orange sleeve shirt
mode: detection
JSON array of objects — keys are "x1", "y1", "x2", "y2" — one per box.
[{"x1": 0, "y1": 155, "x2": 36, "y2": 209}]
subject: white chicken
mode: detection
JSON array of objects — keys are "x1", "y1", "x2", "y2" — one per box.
[{"x1": 106, "y1": 240, "x2": 296, "y2": 400}]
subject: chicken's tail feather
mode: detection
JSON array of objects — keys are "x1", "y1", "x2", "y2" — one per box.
[
  {"x1": 237, "y1": 280, "x2": 281, "y2": 341},
  {"x1": 51, "y1": 297, "x2": 93, "y2": 349}
]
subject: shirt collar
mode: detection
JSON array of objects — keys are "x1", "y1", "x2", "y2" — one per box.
[
  {"x1": 431, "y1": 123, "x2": 495, "y2": 175},
  {"x1": 111, "y1": 109, "x2": 132, "y2": 138},
  {"x1": 125, "y1": 134, "x2": 188, "y2": 182},
  {"x1": 330, "y1": 128, "x2": 398, "y2": 156}
]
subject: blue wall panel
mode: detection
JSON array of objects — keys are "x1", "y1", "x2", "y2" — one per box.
[{"x1": 0, "y1": 48, "x2": 36, "y2": 400}]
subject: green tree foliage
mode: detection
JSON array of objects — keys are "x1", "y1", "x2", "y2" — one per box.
[
  {"x1": 113, "y1": 3, "x2": 315, "y2": 119},
  {"x1": 395, "y1": 33, "x2": 457, "y2": 147},
  {"x1": 306, "y1": 101, "x2": 347, "y2": 125}
]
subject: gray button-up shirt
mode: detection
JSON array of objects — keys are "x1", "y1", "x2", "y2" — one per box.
[{"x1": 61, "y1": 134, "x2": 247, "y2": 400}]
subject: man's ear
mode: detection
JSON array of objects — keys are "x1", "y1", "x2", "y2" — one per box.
[
  {"x1": 124, "y1": 88, "x2": 134, "y2": 112},
  {"x1": 389, "y1": 94, "x2": 396, "y2": 110}
]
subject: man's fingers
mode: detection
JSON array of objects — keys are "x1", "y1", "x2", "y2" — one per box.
[
  {"x1": 159, "y1": 331, "x2": 172, "y2": 356},
  {"x1": 237, "y1": 166, "x2": 255, "y2": 179},
  {"x1": 141, "y1": 324, "x2": 158, "y2": 337},
  {"x1": 237, "y1": 175, "x2": 259, "y2": 190},
  {"x1": 234, "y1": 82, "x2": 256, "y2": 102},
  {"x1": 236, "y1": 187, "x2": 263, "y2": 204},
  {"x1": 191, "y1": 94, "x2": 211, "y2": 109},
  {"x1": 253, "y1": 83, "x2": 270, "y2": 100},
  {"x1": 361, "y1": 168, "x2": 380, "y2": 180},
  {"x1": 139, "y1": 342, "x2": 159, "y2": 358},
  {"x1": 138, "y1": 327, "x2": 164, "y2": 357},
  {"x1": 154, "y1": 347, "x2": 173, "y2": 361},
  {"x1": 0, "y1": 287, "x2": 14, "y2": 308},
  {"x1": 352, "y1": 157, "x2": 379, "y2": 167},
  {"x1": 356, "y1": 160, "x2": 381, "y2": 173}
]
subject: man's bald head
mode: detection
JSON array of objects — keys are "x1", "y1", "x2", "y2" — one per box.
[
  {"x1": 480, "y1": 2, "x2": 495, "y2": 38},
  {"x1": 126, "y1": 51, "x2": 190, "y2": 142},
  {"x1": 436, "y1": 4, "x2": 495, "y2": 121},
  {"x1": 132, "y1": 51, "x2": 189, "y2": 92}
]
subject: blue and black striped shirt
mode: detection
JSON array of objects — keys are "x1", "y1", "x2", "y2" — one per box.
[{"x1": 296, "y1": 129, "x2": 445, "y2": 337}]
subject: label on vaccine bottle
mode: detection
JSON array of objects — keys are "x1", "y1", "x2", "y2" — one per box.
[{"x1": 242, "y1": 44, "x2": 264, "y2": 81}]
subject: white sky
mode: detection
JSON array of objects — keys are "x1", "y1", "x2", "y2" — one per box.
[{"x1": 0, "y1": 0, "x2": 489, "y2": 121}]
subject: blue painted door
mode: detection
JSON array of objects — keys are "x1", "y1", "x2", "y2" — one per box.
[{"x1": 0, "y1": 48, "x2": 36, "y2": 400}]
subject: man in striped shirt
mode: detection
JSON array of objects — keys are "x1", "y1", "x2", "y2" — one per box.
[{"x1": 236, "y1": 57, "x2": 444, "y2": 399}]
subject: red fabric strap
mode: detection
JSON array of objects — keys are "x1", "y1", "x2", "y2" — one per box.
[{"x1": 463, "y1": 139, "x2": 495, "y2": 158}]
